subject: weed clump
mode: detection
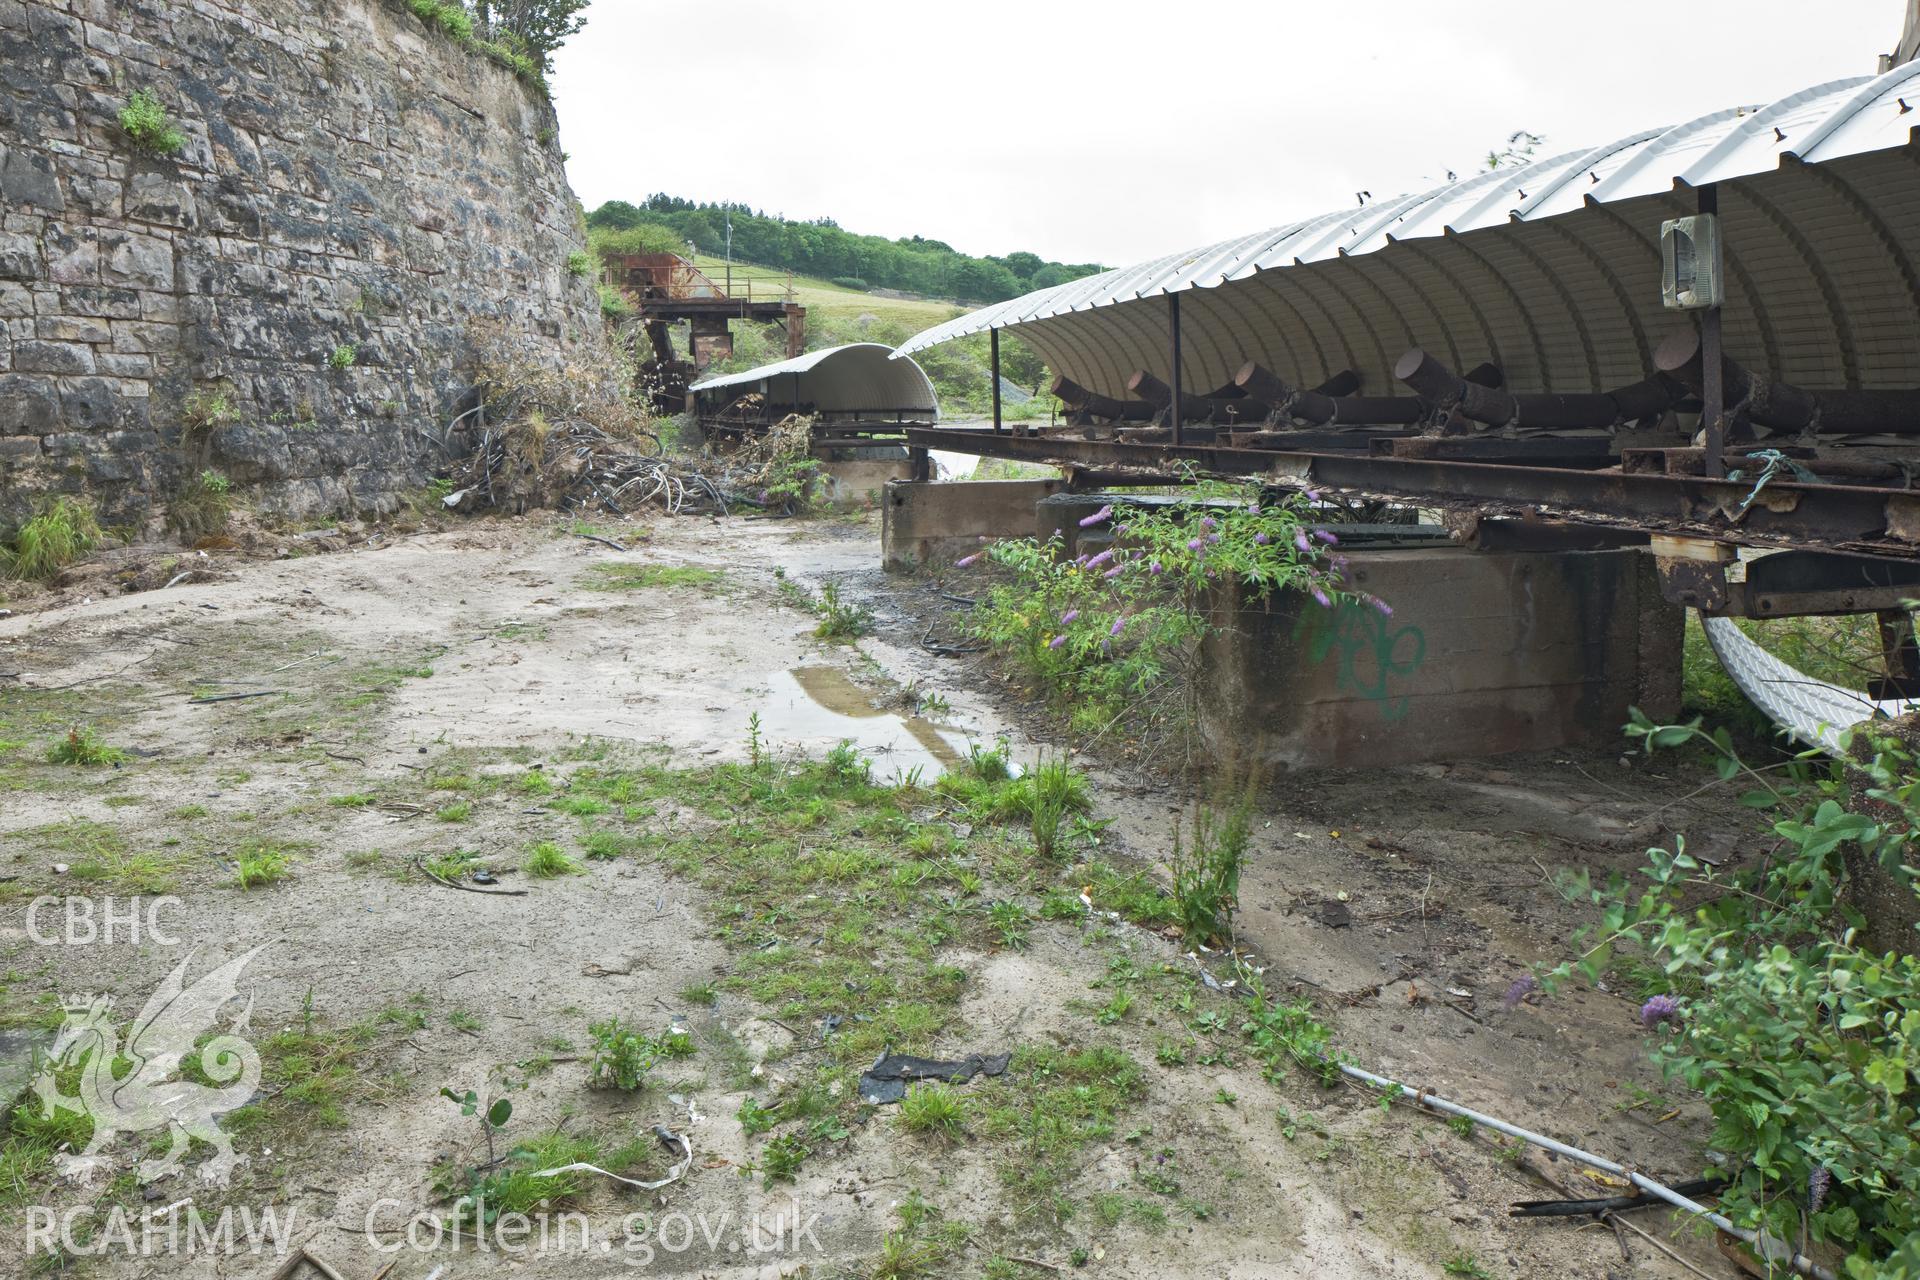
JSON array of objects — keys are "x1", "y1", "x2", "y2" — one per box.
[
  {"x1": 4, "y1": 497, "x2": 103, "y2": 581},
  {"x1": 234, "y1": 844, "x2": 293, "y2": 888},
  {"x1": 168, "y1": 470, "x2": 234, "y2": 542},
  {"x1": 1170, "y1": 775, "x2": 1256, "y2": 946},
  {"x1": 47, "y1": 725, "x2": 126, "y2": 767},
  {"x1": 587, "y1": 1019, "x2": 693, "y2": 1091},
  {"x1": 524, "y1": 840, "x2": 581, "y2": 877},
  {"x1": 812, "y1": 581, "x2": 871, "y2": 639},
  {"x1": 897, "y1": 1083, "x2": 967, "y2": 1140}
]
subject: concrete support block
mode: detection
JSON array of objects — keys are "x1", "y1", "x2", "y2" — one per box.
[
  {"x1": 811, "y1": 444, "x2": 912, "y2": 511},
  {"x1": 1199, "y1": 547, "x2": 1683, "y2": 769},
  {"x1": 880, "y1": 477, "x2": 1067, "y2": 574}
]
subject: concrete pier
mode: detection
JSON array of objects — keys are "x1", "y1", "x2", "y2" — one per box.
[
  {"x1": 812, "y1": 444, "x2": 914, "y2": 509},
  {"x1": 1199, "y1": 546, "x2": 1682, "y2": 769},
  {"x1": 880, "y1": 478, "x2": 1067, "y2": 573}
]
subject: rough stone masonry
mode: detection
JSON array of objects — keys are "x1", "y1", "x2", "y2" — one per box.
[{"x1": 0, "y1": 0, "x2": 606, "y2": 525}]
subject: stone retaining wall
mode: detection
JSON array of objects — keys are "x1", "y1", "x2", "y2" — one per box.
[{"x1": 0, "y1": 0, "x2": 606, "y2": 525}]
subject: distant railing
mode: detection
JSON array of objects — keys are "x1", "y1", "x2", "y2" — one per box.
[{"x1": 604, "y1": 253, "x2": 795, "y2": 305}]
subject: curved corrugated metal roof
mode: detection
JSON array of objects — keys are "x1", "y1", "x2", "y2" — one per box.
[
  {"x1": 691, "y1": 342, "x2": 939, "y2": 416},
  {"x1": 897, "y1": 66, "x2": 1920, "y2": 403}
]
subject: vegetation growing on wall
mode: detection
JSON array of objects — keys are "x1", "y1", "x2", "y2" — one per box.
[
  {"x1": 587, "y1": 197, "x2": 1105, "y2": 305},
  {"x1": 118, "y1": 89, "x2": 185, "y2": 156},
  {"x1": 400, "y1": 0, "x2": 592, "y2": 87}
]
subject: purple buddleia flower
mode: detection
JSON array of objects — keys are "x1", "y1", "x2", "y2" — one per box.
[
  {"x1": 1149, "y1": 560, "x2": 1164, "y2": 575},
  {"x1": 1079, "y1": 504, "x2": 1114, "y2": 528},
  {"x1": 1201, "y1": 516, "x2": 1218, "y2": 530},
  {"x1": 1305, "y1": 489, "x2": 1321, "y2": 501},
  {"x1": 1808, "y1": 1166, "x2": 1832, "y2": 1214},
  {"x1": 1116, "y1": 522, "x2": 1130, "y2": 534},
  {"x1": 1207, "y1": 532, "x2": 1221, "y2": 544},
  {"x1": 1640, "y1": 994, "x2": 1681, "y2": 1029},
  {"x1": 1086, "y1": 549, "x2": 1114, "y2": 569},
  {"x1": 1247, "y1": 503, "x2": 1261, "y2": 515},
  {"x1": 956, "y1": 553, "x2": 982, "y2": 568},
  {"x1": 1104, "y1": 565, "x2": 1123, "y2": 579},
  {"x1": 1501, "y1": 976, "x2": 1538, "y2": 1010},
  {"x1": 1314, "y1": 528, "x2": 1338, "y2": 544},
  {"x1": 1187, "y1": 537, "x2": 1204, "y2": 551},
  {"x1": 1110, "y1": 617, "x2": 1126, "y2": 636},
  {"x1": 1048, "y1": 634, "x2": 1066, "y2": 650},
  {"x1": 1254, "y1": 532, "x2": 1270, "y2": 545},
  {"x1": 1073, "y1": 554, "x2": 1089, "y2": 567},
  {"x1": 1372, "y1": 597, "x2": 1393, "y2": 616},
  {"x1": 1293, "y1": 530, "x2": 1312, "y2": 553},
  {"x1": 1060, "y1": 609, "x2": 1079, "y2": 625},
  {"x1": 1311, "y1": 587, "x2": 1331, "y2": 608}
]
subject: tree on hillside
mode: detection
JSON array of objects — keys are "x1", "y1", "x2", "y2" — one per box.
[{"x1": 471, "y1": 0, "x2": 591, "y2": 68}]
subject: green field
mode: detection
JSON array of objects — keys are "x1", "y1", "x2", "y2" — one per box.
[{"x1": 690, "y1": 254, "x2": 965, "y2": 331}]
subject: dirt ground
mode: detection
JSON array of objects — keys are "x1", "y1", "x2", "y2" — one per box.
[{"x1": 0, "y1": 506, "x2": 1756, "y2": 1279}]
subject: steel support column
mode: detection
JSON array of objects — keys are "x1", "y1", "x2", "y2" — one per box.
[
  {"x1": 990, "y1": 327, "x2": 1003, "y2": 435},
  {"x1": 1168, "y1": 292, "x2": 1184, "y2": 447},
  {"x1": 1699, "y1": 184, "x2": 1726, "y2": 479}
]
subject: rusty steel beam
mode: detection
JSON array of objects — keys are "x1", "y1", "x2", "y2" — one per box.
[
  {"x1": 1377, "y1": 436, "x2": 1618, "y2": 466},
  {"x1": 1655, "y1": 327, "x2": 1920, "y2": 435},
  {"x1": 1234, "y1": 361, "x2": 1425, "y2": 425},
  {"x1": 901, "y1": 424, "x2": 1920, "y2": 558},
  {"x1": 1395, "y1": 347, "x2": 1684, "y2": 430}
]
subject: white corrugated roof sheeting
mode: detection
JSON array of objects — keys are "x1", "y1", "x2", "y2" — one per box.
[
  {"x1": 691, "y1": 343, "x2": 939, "y2": 417},
  {"x1": 896, "y1": 67, "x2": 1920, "y2": 403}
]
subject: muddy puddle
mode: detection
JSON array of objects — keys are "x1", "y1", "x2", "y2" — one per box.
[{"x1": 758, "y1": 665, "x2": 971, "y2": 778}]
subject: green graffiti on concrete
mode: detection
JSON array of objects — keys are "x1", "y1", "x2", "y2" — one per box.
[{"x1": 1295, "y1": 601, "x2": 1427, "y2": 721}]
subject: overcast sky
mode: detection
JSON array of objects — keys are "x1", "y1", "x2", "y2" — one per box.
[{"x1": 552, "y1": 1, "x2": 1899, "y2": 269}]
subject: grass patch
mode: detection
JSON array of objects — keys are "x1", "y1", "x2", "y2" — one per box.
[
  {"x1": 233, "y1": 844, "x2": 293, "y2": 888},
  {"x1": 435, "y1": 801, "x2": 471, "y2": 823},
  {"x1": 583, "y1": 564, "x2": 726, "y2": 592},
  {"x1": 582, "y1": 830, "x2": 635, "y2": 860},
  {"x1": 608, "y1": 740, "x2": 1168, "y2": 1221},
  {"x1": 897, "y1": 1083, "x2": 968, "y2": 1141},
  {"x1": 524, "y1": 841, "x2": 581, "y2": 878}
]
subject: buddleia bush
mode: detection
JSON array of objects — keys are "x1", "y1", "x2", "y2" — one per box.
[
  {"x1": 962, "y1": 484, "x2": 1384, "y2": 734},
  {"x1": 1555, "y1": 712, "x2": 1920, "y2": 1277}
]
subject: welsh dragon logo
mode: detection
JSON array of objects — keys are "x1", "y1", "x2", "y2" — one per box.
[{"x1": 32, "y1": 945, "x2": 268, "y2": 1187}]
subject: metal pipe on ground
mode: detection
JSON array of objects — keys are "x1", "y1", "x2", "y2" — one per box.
[
  {"x1": 1655, "y1": 327, "x2": 1920, "y2": 435},
  {"x1": 1394, "y1": 348, "x2": 1685, "y2": 430},
  {"x1": 1234, "y1": 361, "x2": 1425, "y2": 425},
  {"x1": 1338, "y1": 1062, "x2": 1838, "y2": 1280}
]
